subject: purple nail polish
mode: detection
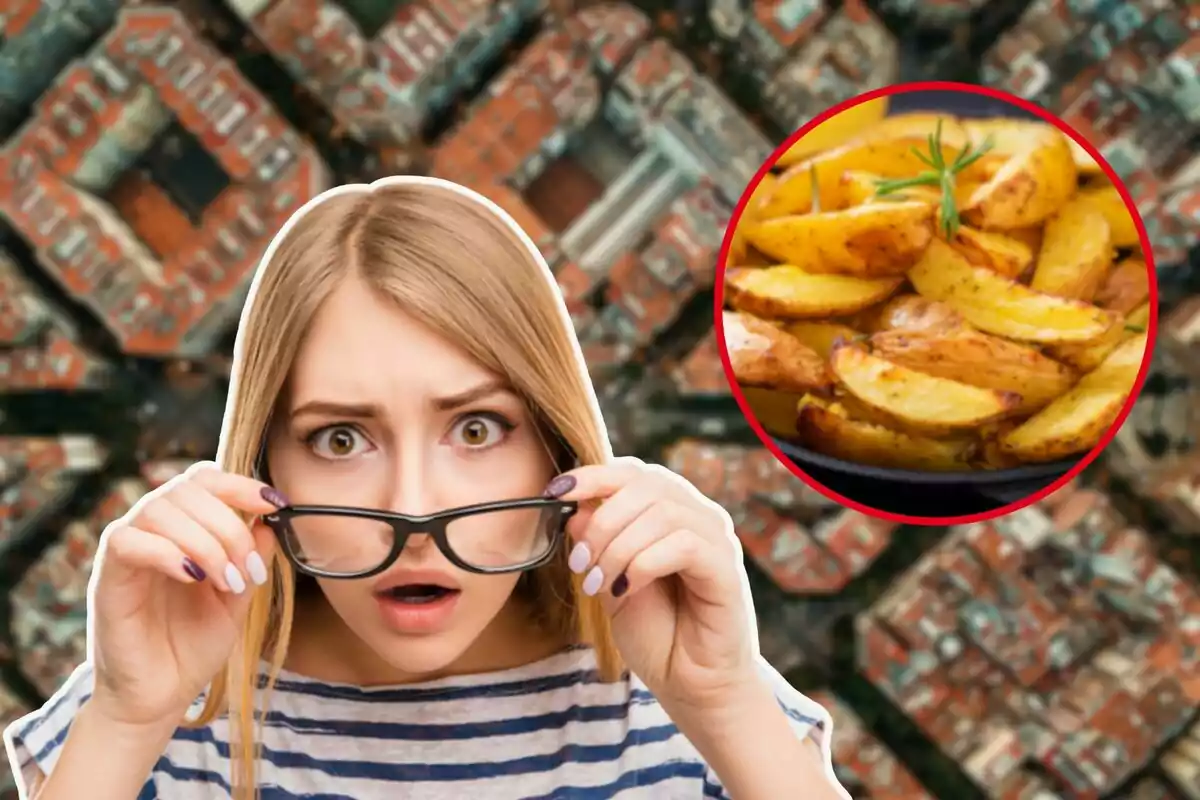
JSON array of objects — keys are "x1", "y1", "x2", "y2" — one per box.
[
  {"x1": 543, "y1": 474, "x2": 576, "y2": 498},
  {"x1": 261, "y1": 486, "x2": 289, "y2": 508},
  {"x1": 182, "y1": 558, "x2": 206, "y2": 582},
  {"x1": 612, "y1": 573, "x2": 629, "y2": 598}
]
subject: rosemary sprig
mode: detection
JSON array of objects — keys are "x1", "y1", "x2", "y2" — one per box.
[
  {"x1": 1125, "y1": 324, "x2": 1146, "y2": 333},
  {"x1": 873, "y1": 119, "x2": 994, "y2": 239}
]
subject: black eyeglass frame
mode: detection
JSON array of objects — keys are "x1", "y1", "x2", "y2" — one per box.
[{"x1": 262, "y1": 497, "x2": 578, "y2": 580}]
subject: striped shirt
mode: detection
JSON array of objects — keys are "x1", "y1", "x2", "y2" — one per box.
[{"x1": 5, "y1": 645, "x2": 834, "y2": 799}]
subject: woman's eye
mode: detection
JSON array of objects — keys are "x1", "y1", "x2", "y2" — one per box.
[
  {"x1": 309, "y1": 426, "x2": 369, "y2": 459},
  {"x1": 451, "y1": 415, "x2": 509, "y2": 449}
]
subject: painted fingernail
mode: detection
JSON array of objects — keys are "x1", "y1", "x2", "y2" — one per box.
[
  {"x1": 612, "y1": 572, "x2": 629, "y2": 598},
  {"x1": 582, "y1": 566, "x2": 604, "y2": 596},
  {"x1": 182, "y1": 558, "x2": 206, "y2": 582},
  {"x1": 543, "y1": 474, "x2": 576, "y2": 498},
  {"x1": 261, "y1": 486, "x2": 289, "y2": 508},
  {"x1": 568, "y1": 542, "x2": 591, "y2": 574},
  {"x1": 246, "y1": 552, "x2": 268, "y2": 586},
  {"x1": 224, "y1": 563, "x2": 247, "y2": 594}
]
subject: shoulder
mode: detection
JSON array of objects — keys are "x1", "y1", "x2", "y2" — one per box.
[{"x1": 4, "y1": 661, "x2": 95, "y2": 796}]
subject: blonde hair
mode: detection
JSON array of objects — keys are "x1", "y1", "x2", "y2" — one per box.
[{"x1": 196, "y1": 178, "x2": 622, "y2": 800}]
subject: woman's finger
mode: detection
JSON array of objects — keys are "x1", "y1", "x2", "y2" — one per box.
[
  {"x1": 102, "y1": 524, "x2": 207, "y2": 585},
  {"x1": 189, "y1": 464, "x2": 287, "y2": 516},
  {"x1": 619, "y1": 527, "x2": 732, "y2": 607},
  {"x1": 579, "y1": 501, "x2": 687, "y2": 597},
  {"x1": 566, "y1": 482, "x2": 660, "y2": 575},
  {"x1": 545, "y1": 459, "x2": 645, "y2": 502},
  {"x1": 135, "y1": 497, "x2": 245, "y2": 593},
  {"x1": 168, "y1": 481, "x2": 268, "y2": 587}
]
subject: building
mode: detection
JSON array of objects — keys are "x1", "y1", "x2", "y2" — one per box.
[
  {"x1": 982, "y1": 0, "x2": 1200, "y2": 269},
  {"x1": 810, "y1": 689, "x2": 935, "y2": 798},
  {"x1": 11, "y1": 478, "x2": 143, "y2": 697},
  {"x1": 858, "y1": 487, "x2": 1200, "y2": 798},
  {"x1": 710, "y1": 0, "x2": 898, "y2": 134},
  {"x1": 664, "y1": 439, "x2": 894, "y2": 593},
  {"x1": 0, "y1": 6, "x2": 330, "y2": 358},
  {"x1": 0, "y1": 436, "x2": 106, "y2": 556},
  {"x1": 0, "y1": 248, "x2": 110, "y2": 391}
]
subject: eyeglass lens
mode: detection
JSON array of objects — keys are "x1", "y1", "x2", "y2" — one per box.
[{"x1": 280, "y1": 505, "x2": 560, "y2": 574}]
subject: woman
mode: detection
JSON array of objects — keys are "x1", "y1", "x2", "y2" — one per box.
[{"x1": 5, "y1": 178, "x2": 847, "y2": 799}]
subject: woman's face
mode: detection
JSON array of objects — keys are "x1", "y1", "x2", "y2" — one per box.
[{"x1": 265, "y1": 274, "x2": 558, "y2": 675}]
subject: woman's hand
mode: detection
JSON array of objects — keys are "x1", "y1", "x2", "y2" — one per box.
[
  {"x1": 544, "y1": 456, "x2": 758, "y2": 712},
  {"x1": 88, "y1": 462, "x2": 284, "y2": 731}
]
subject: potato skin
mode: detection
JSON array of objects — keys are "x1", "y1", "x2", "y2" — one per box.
[
  {"x1": 741, "y1": 387, "x2": 807, "y2": 438},
  {"x1": 726, "y1": 266, "x2": 903, "y2": 320},
  {"x1": 746, "y1": 201, "x2": 936, "y2": 278},
  {"x1": 723, "y1": 310, "x2": 832, "y2": 393},
  {"x1": 763, "y1": 136, "x2": 964, "y2": 219},
  {"x1": 908, "y1": 239, "x2": 1119, "y2": 344},
  {"x1": 797, "y1": 399, "x2": 975, "y2": 472},
  {"x1": 784, "y1": 321, "x2": 863, "y2": 359},
  {"x1": 828, "y1": 343, "x2": 1022, "y2": 434},
  {"x1": 962, "y1": 128, "x2": 1078, "y2": 230},
  {"x1": 1030, "y1": 199, "x2": 1112, "y2": 301},
  {"x1": 1094, "y1": 257, "x2": 1151, "y2": 314},
  {"x1": 1000, "y1": 334, "x2": 1149, "y2": 462},
  {"x1": 727, "y1": 173, "x2": 778, "y2": 267},
  {"x1": 872, "y1": 295, "x2": 966, "y2": 333},
  {"x1": 869, "y1": 327, "x2": 1078, "y2": 413},
  {"x1": 1075, "y1": 185, "x2": 1140, "y2": 247},
  {"x1": 951, "y1": 226, "x2": 1034, "y2": 279}
]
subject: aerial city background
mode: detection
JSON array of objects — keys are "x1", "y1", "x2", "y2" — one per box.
[{"x1": 0, "y1": 0, "x2": 1196, "y2": 797}]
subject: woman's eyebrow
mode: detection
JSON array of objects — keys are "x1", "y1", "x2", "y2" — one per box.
[
  {"x1": 432, "y1": 378, "x2": 511, "y2": 411},
  {"x1": 290, "y1": 400, "x2": 382, "y2": 419}
]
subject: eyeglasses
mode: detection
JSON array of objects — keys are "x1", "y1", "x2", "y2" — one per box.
[{"x1": 262, "y1": 497, "x2": 577, "y2": 579}]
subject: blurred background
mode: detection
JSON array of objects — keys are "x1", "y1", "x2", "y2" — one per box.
[{"x1": 0, "y1": 0, "x2": 1196, "y2": 797}]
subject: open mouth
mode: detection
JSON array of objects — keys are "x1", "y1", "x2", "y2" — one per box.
[{"x1": 381, "y1": 585, "x2": 460, "y2": 605}]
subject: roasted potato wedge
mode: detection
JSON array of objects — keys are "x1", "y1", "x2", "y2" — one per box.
[
  {"x1": 1067, "y1": 137, "x2": 1105, "y2": 175},
  {"x1": 829, "y1": 343, "x2": 1021, "y2": 433},
  {"x1": 871, "y1": 295, "x2": 966, "y2": 333},
  {"x1": 796, "y1": 397, "x2": 975, "y2": 471},
  {"x1": 728, "y1": 173, "x2": 778, "y2": 267},
  {"x1": 962, "y1": 127, "x2": 1077, "y2": 229},
  {"x1": 775, "y1": 97, "x2": 891, "y2": 166},
  {"x1": 952, "y1": 226, "x2": 1035, "y2": 279},
  {"x1": 1094, "y1": 257, "x2": 1150, "y2": 314},
  {"x1": 763, "y1": 138, "x2": 966, "y2": 219},
  {"x1": 833, "y1": 171, "x2": 941, "y2": 208},
  {"x1": 1030, "y1": 199, "x2": 1112, "y2": 301},
  {"x1": 784, "y1": 321, "x2": 863, "y2": 359},
  {"x1": 869, "y1": 327, "x2": 1078, "y2": 413},
  {"x1": 1125, "y1": 302, "x2": 1150, "y2": 331},
  {"x1": 1075, "y1": 185, "x2": 1140, "y2": 247},
  {"x1": 1006, "y1": 226, "x2": 1044, "y2": 255},
  {"x1": 726, "y1": 266, "x2": 903, "y2": 320},
  {"x1": 964, "y1": 119, "x2": 1101, "y2": 176},
  {"x1": 741, "y1": 387, "x2": 805, "y2": 438},
  {"x1": 908, "y1": 239, "x2": 1118, "y2": 343},
  {"x1": 746, "y1": 201, "x2": 936, "y2": 278},
  {"x1": 1046, "y1": 317, "x2": 1126, "y2": 372},
  {"x1": 723, "y1": 310, "x2": 832, "y2": 393},
  {"x1": 1049, "y1": 300, "x2": 1150, "y2": 371},
  {"x1": 1000, "y1": 333, "x2": 1148, "y2": 462}
]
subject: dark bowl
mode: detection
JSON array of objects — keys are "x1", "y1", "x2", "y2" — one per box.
[
  {"x1": 768, "y1": 87, "x2": 1081, "y2": 519},
  {"x1": 774, "y1": 438, "x2": 1078, "y2": 518}
]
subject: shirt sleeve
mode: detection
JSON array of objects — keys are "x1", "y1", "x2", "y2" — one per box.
[
  {"x1": 4, "y1": 660, "x2": 95, "y2": 797},
  {"x1": 702, "y1": 660, "x2": 849, "y2": 799}
]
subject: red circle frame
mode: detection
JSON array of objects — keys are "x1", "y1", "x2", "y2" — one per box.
[{"x1": 712, "y1": 80, "x2": 1160, "y2": 527}]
